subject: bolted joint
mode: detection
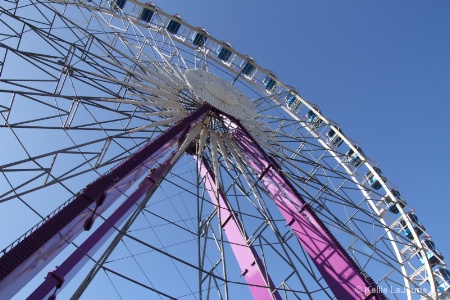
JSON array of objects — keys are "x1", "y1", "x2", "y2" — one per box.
[{"x1": 46, "y1": 270, "x2": 64, "y2": 289}]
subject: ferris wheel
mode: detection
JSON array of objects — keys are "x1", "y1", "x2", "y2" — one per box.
[{"x1": 0, "y1": 0, "x2": 448, "y2": 299}]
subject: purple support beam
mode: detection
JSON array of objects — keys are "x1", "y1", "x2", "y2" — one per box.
[
  {"x1": 28, "y1": 152, "x2": 178, "y2": 299},
  {"x1": 0, "y1": 104, "x2": 211, "y2": 299},
  {"x1": 231, "y1": 123, "x2": 386, "y2": 300},
  {"x1": 196, "y1": 156, "x2": 282, "y2": 300}
]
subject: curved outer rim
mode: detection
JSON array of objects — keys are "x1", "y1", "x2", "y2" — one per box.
[
  {"x1": 119, "y1": 3, "x2": 443, "y2": 297},
  {"x1": 19, "y1": 0, "x2": 447, "y2": 298}
]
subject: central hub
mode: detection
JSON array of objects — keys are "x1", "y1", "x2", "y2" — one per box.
[{"x1": 186, "y1": 69, "x2": 257, "y2": 120}]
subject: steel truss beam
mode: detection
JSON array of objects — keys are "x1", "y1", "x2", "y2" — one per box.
[
  {"x1": 0, "y1": 104, "x2": 212, "y2": 299},
  {"x1": 28, "y1": 151, "x2": 178, "y2": 299},
  {"x1": 230, "y1": 119, "x2": 386, "y2": 300},
  {"x1": 196, "y1": 156, "x2": 282, "y2": 300}
]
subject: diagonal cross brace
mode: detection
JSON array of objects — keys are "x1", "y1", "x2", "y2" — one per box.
[{"x1": 196, "y1": 156, "x2": 282, "y2": 300}]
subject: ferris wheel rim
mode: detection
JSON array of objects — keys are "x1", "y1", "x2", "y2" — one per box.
[{"x1": 0, "y1": 0, "x2": 446, "y2": 299}]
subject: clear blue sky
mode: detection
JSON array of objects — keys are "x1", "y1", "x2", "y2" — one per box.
[{"x1": 155, "y1": 0, "x2": 450, "y2": 258}]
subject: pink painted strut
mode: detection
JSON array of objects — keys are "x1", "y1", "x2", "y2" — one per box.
[
  {"x1": 28, "y1": 151, "x2": 178, "y2": 299},
  {"x1": 231, "y1": 122, "x2": 386, "y2": 300},
  {"x1": 196, "y1": 156, "x2": 282, "y2": 300},
  {"x1": 0, "y1": 104, "x2": 211, "y2": 299}
]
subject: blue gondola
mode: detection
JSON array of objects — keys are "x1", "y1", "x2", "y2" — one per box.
[
  {"x1": 400, "y1": 213, "x2": 425, "y2": 239},
  {"x1": 434, "y1": 268, "x2": 450, "y2": 294},
  {"x1": 327, "y1": 127, "x2": 343, "y2": 147},
  {"x1": 417, "y1": 239, "x2": 444, "y2": 265},
  {"x1": 166, "y1": 14, "x2": 183, "y2": 34},
  {"x1": 306, "y1": 107, "x2": 322, "y2": 128},
  {"x1": 193, "y1": 27, "x2": 209, "y2": 47},
  {"x1": 218, "y1": 42, "x2": 233, "y2": 62},
  {"x1": 346, "y1": 146, "x2": 364, "y2": 167},
  {"x1": 109, "y1": 0, "x2": 126, "y2": 10},
  {"x1": 365, "y1": 167, "x2": 386, "y2": 190},
  {"x1": 241, "y1": 56, "x2": 256, "y2": 76},
  {"x1": 263, "y1": 71, "x2": 278, "y2": 93},
  {"x1": 384, "y1": 189, "x2": 406, "y2": 214},
  {"x1": 285, "y1": 87, "x2": 300, "y2": 110},
  {"x1": 286, "y1": 93, "x2": 296, "y2": 107},
  {"x1": 138, "y1": 2, "x2": 157, "y2": 22}
]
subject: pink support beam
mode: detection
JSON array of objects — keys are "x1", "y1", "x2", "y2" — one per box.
[
  {"x1": 231, "y1": 123, "x2": 386, "y2": 300},
  {"x1": 28, "y1": 152, "x2": 178, "y2": 299},
  {"x1": 0, "y1": 104, "x2": 211, "y2": 299},
  {"x1": 196, "y1": 156, "x2": 282, "y2": 300}
]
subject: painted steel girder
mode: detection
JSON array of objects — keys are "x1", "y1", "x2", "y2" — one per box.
[
  {"x1": 0, "y1": 104, "x2": 211, "y2": 299},
  {"x1": 28, "y1": 151, "x2": 178, "y2": 299},
  {"x1": 196, "y1": 156, "x2": 282, "y2": 300},
  {"x1": 231, "y1": 125, "x2": 385, "y2": 300}
]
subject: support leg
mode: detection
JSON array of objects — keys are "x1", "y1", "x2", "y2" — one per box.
[
  {"x1": 28, "y1": 151, "x2": 178, "y2": 299},
  {"x1": 0, "y1": 104, "x2": 211, "y2": 299},
  {"x1": 195, "y1": 156, "x2": 282, "y2": 300},
  {"x1": 231, "y1": 122, "x2": 385, "y2": 300}
]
